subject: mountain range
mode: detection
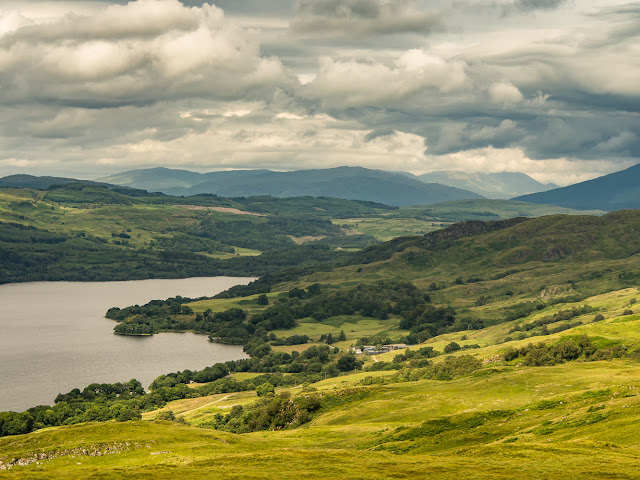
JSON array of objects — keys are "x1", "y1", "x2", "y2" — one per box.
[
  {"x1": 3, "y1": 163, "x2": 639, "y2": 211},
  {"x1": 98, "y1": 166, "x2": 483, "y2": 207}
]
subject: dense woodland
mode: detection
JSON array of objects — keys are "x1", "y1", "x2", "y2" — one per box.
[{"x1": 105, "y1": 281, "x2": 468, "y2": 345}]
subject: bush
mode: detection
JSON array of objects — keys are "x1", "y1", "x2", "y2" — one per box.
[{"x1": 155, "y1": 410, "x2": 176, "y2": 421}]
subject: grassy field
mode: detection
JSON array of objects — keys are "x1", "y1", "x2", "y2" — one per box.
[{"x1": 3, "y1": 362, "x2": 640, "y2": 478}]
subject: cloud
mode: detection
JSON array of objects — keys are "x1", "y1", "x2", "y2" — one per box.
[
  {"x1": 302, "y1": 49, "x2": 468, "y2": 108},
  {"x1": 497, "y1": 0, "x2": 568, "y2": 15},
  {"x1": 290, "y1": 0, "x2": 442, "y2": 38},
  {"x1": 489, "y1": 81, "x2": 524, "y2": 105},
  {"x1": 0, "y1": 0, "x2": 291, "y2": 107},
  {"x1": 0, "y1": 0, "x2": 638, "y2": 186}
]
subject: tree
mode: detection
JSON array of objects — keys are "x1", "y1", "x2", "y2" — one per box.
[
  {"x1": 338, "y1": 330, "x2": 346, "y2": 341},
  {"x1": 256, "y1": 383, "x2": 275, "y2": 397},
  {"x1": 337, "y1": 354, "x2": 358, "y2": 372},
  {"x1": 326, "y1": 333, "x2": 334, "y2": 345},
  {"x1": 258, "y1": 294, "x2": 269, "y2": 305},
  {"x1": 443, "y1": 341, "x2": 461, "y2": 354},
  {"x1": 307, "y1": 283, "x2": 322, "y2": 296}
]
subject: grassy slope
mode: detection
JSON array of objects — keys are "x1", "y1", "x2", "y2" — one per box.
[
  {"x1": 3, "y1": 289, "x2": 640, "y2": 478},
  {"x1": 301, "y1": 211, "x2": 640, "y2": 313}
]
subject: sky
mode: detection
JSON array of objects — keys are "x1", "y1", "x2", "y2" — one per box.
[{"x1": 0, "y1": 0, "x2": 638, "y2": 184}]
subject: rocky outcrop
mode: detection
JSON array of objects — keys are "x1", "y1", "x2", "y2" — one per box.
[{"x1": 0, "y1": 442, "x2": 141, "y2": 470}]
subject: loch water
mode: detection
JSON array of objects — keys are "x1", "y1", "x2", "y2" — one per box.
[{"x1": 0, "y1": 277, "x2": 254, "y2": 412}]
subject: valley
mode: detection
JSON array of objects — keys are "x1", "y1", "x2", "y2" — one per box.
[{"x1": 1, "y1": 177, "x2": 639, "y2": 479}]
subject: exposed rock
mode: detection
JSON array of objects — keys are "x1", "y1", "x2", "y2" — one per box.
[{"x1": 0, "y1": 442, "x2": 141, "y2": 470}]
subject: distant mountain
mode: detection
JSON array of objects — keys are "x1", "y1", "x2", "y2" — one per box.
[
  {"x1": 513, "y1": 163, "x2": 640, "y2": 211},
  {"x1": 99, "y1": 166, "x2": 483, "y2": 206},
  {"x1": 415, "y1": 171, "x2": 557, "y2": 199},
  {"x1": 96, "y1": 167, "x2": 205, "y2": 192},
  {"x1": 96, "y1": 167, "x2": 276, "y2": 194},
  {"x1": 0, "y1": 174, "x2": 98, "y2": 189}
]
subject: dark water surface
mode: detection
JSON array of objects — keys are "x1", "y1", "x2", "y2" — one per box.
[{"x1": 0, "y1": 277, "x2": 254, "y2": 412}]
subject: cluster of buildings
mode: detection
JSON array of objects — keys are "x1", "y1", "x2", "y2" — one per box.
[{"x1": 351, "y1": 344, "x2": 408, "y2": 355}]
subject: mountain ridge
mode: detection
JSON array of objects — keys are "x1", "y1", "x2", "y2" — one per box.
[
  {"x1": 513, "y1": 163, "x2": 640, "y2": 211},
  {"x1": 98, "y1": 166, "x2": 483, "y2": 206}
]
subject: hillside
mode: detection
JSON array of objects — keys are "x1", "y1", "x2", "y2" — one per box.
[
  {"x1": 325, "y1": 211, "x2": 640, "y2": 315},
  {"x1": 0, "y1": 185, "x2": 389, "y2": 283},
  {"x1": 99, "y1": 166, "x2": 483, "y2": 206},
  {"x1": 397, "y1": 199, "x2": 603, "y2": 221},
  {"x1": 4, "y1": 211, "x2": 640, "y2": 477},
  {"x1": 416, "y1": 171, "x2": 557, "y2": 199},
  {"x1": 514, "y1": 163, "x2": 640, "y2": 211},
  {"x1": 3, "y1": 287, "x2": 640, "y2": 478}
]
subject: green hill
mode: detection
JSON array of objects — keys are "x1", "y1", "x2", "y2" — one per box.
[
  {"x1": 3, "y1": 289, "x2": 640, "y2": 478},
  {"x1": 0, "y1": 185, "x2": 391, "y2": 283},
  {"x1": 329, "y1": 211, "x2": 640, "y2": 306}
]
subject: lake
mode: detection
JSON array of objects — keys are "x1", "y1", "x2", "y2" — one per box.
[{"x1": 0, "y1": 277, "x2": 255, "y2": 412}]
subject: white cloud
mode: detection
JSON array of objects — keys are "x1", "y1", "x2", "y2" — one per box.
[
  {"x1": 489, "y1": 81, "x2": 524, "y2": 105},
  {"x1": 302, "y1": 50, "x2": 468, "y2": 107},
  {"x1": 419, "y1": 146, "x2": 628, "y2": 186},
  {"x1": 0, "y1": 0, "x2": 638, "y2": 186},
  {"x1": 0, "y1": 0, "x2": 291, "y2": 106}
]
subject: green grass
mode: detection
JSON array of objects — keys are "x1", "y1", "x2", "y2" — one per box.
[{"x1": 4, "y1": 358, "x2": 640, "y2": 478}]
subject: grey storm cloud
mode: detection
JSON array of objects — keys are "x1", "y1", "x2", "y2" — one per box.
[
  {"x1": 290, "y1": 0, "x2": 443, "y2": 37},
  {"x1": 0, "y1": 0, "x2": 293, "y2": 108},
  {"x1": 0, "y1": 0, "x2": 638, "y2": 182},
  {"x1": 510, "y1": 0, "x2": 566, "y2": 11}
]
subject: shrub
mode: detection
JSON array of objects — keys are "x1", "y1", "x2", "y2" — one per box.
[
  {"x1": 155, "y1": 410, "x2": 176, "y2": 421},
  {"x1": 443, "y1": 342, "x2": 461, "y2": 354}
]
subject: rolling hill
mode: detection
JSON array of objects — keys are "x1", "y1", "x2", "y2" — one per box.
[
  {"x1": 99, "y1": 166, "x2": 483, "y2": 206},
  {"x1": 514, "y1": 163, "x2": 640, "y2": 211},
  {"x1": 3, "y1": 221, "x2": 640, "y2": 477}
]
